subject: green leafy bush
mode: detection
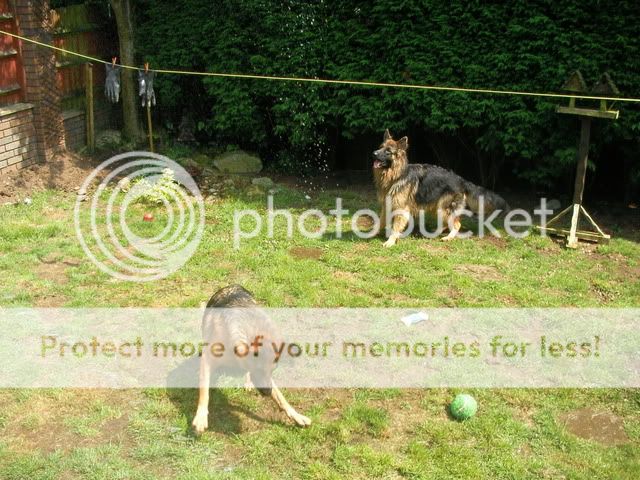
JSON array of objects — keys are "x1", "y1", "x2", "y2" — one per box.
[
  {"x1": 120, "y1": 168, "x2": 184, "y2": 205},
  {"x1": 137, "y1": 0, "x2": 640, "y2": 196}
]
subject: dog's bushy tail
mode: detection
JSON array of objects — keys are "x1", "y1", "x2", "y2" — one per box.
[{"x1": 464, "y1": 181, "x2": 509, "y2": 214}]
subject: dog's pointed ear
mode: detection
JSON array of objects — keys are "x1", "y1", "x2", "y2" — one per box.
[
  {"x1": 383, "y1": 129, "x2": 392, "y2": 142},
  {"x1": 397, "y1": 136, "x2": 409, "y2": 151}
]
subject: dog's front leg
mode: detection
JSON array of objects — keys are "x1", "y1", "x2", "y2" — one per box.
[
  {"x1": 244, "y1": 371, "x2": 254, "y2": 391},
  {"x1": 270, "y1": 380, "x2": 311, "y2": 427},
  {"x1": 383, "y1": 209, "x2": 410, "y2": 247},
  {"x1": 378, "y1": 208, "x2": 387, "y2": 237},
  {"x1": 192, "y1": 354, "x2": 212, "y2": 434}
]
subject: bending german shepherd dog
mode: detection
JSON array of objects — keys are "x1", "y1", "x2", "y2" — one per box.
[
  {"x1": 192, "y1": 285, "x2": 311, "y2": 433},
  {"x1": 373, "y1": 130, "x2": 508, "y2": 247}
]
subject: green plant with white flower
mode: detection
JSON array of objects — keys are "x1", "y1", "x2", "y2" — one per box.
[{"x1": 119, "y1": 168, "x2": 185, "y2": 205}]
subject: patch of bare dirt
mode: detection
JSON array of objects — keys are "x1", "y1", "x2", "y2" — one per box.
[
  {"x1": 36, "y1": 261, "x2": 69, "y2": 285},
  {"x1": 389, "y1": 274, "x2": 409, "y2": 284},
  {"x1": 36, "y1": 267, "x2": 69, "y2": 288},
  {"x1": 603, "y1": 251, "x2": 627, "y2": 263},
  {"x1": 438, "y1": 286, "x2": 463, "y2": 301},
  {"x1": 579, "y1": 242, "x2": 604, "y2": 255},
  {"x1": 516, "y1": 443, "x2": 533, "y2": 457},
  {"x1": 18, "y1": 411, "x2": 131, "y2": 454},
  {"x1": 482, "y1": 235, "x2": 508, "y2": 248},
  {"x1": 559, "y1": 407, "x2": 630, "y2": 446},
  {"x1": 417, "y1": 242, "x2": 452, "y2": 253},
  {"x1": 289, "y1": 246, "x2": 324, "y2": 260},
  {"x1": 5, "y1": 390, "x2": 140, "y2": 453},
  {"x1": 390, "y1": 292, "x2": 414, "y2": 303},
  {"x1": 510, "y1": 404, "x2": 537, "y2": 428},
  {"x1": 498, "y1": 295, "x2": 519, "y2": 306},
  {"x1": 334, "y1": 270, "x2": 359, "y2": 281},
  {"x1": 34, "y1": 293, "x2": 68, "y2": 307},
  {"x1": 42, "y1": 207, "x2": 71, "y2": 222},
  {"x1": 0, "y1": 151, "x2": 99, "y2": 203},
  {"x1": 535, "y1": 240, "x2": 562, "y2": 256},
  {"x1": 225, "y1": 270, "x2": 255, "y2": 287},
  {"x1": 39, "y1": 252, "x2": 82, "y2": 267},
  {"x1": 351, "y1": 242, "x2": 371, "y2": 253},
  {"x1": 590, "y1": 283, "x2": 617, "y2": 303},
  {"x1": 61, "y1": 257, "x2": 82, "y2": 267},
  {"x1": 453, "y1": 264, "x2": 504, "y2": 281},
  {"x1": 626, "y1": 265, "x2": 640, "y2": 280}
]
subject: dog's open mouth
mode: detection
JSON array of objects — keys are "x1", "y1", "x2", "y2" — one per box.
[{"x1": 373, "y1": 160, "x2": 382, "y2": 169}]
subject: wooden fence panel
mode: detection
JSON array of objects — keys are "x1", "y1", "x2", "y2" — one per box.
[
  {"x1": 0, "y1": 0, "x2": 25, "y2": 105},
  {"x1": 52, "y1": 4, "x2": 109, "y2": 100}
]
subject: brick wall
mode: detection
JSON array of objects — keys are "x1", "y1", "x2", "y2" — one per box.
[
  {"x1": 13, "y1": 0, "x2": 65, "y2": 161},
  {"x1": 0, "y1": 0, "x2": 120, "y2": 174},
  {"x1": 63, "y1": 102, "x2": 114, "y2": 151},
  {"x1": 0, "y1": 0, "x2": 67, "y2": 175},
  {"x1": 0, "y1": 103, "x2": 37, "y2": 172},
  {"x1": 62, "y1": 109, "x2": 84, "y2": 151}
]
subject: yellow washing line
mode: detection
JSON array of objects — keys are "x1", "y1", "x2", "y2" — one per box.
[{"x1": 2, "y1": 29, "x2": 640, "y2": 104}]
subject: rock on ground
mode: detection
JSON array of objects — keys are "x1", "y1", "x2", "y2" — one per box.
[
  {"x1": 213, "y1": 150, "x2": 262, "y2": 174},
  {"x1": 95, "y1": 130, "x2": 123, "y2": 149},
  {"x1": 251, "y1": 177, "x2": 275, "y2": 189}
]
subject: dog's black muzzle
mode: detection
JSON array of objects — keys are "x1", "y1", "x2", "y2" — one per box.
[{"x1": 372, "y1": 149, "x2": 391, "y2": 169}]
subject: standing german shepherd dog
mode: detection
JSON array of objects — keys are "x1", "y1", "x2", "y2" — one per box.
[
  {"x1": 192, "y1": 285, "x2": 311, "y2": 433},
  {"x1": 373, "y1": 130, "x2": 508, "y2": 247}
]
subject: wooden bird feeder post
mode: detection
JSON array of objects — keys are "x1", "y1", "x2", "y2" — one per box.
[{"x1": 536, "y1": 71, "x2": 619, "y2": 248}]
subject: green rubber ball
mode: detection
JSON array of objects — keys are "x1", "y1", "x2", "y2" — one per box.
[{"x1": 450, "y1": 394, "x2": 478, "y2": 420}]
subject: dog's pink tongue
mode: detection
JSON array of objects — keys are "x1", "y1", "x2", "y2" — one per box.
[{"x1": 373, "y1": 160, "x2": 382, "y2": 169}]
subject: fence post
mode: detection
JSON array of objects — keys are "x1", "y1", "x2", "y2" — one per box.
[{"x1": 85, "y1": 62, "x2": 95, "y2": 152}]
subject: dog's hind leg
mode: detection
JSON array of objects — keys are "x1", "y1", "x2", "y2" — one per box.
[
  {"x1": 441, "y1": 216, "x2": 462, "y2": 241},
  {"x1": 192, "y1": 354, "x2": 212, "y2": 434},
  {"x1": 441, "y1": 194, "x2": 466, "y2": 242},
  {"x1": 270, "y1": 380, "x2": 311, "y2": 427}
]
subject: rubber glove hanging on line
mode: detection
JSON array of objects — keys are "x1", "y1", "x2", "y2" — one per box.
[
  {"x1": 138, "y1": 69, "x2": 156, "y2": 107},
  {"x1": 105, "y1": 61, "x2": 121, "y2": 103}
]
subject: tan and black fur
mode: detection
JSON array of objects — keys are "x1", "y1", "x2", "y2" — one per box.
[
  {"x1": 373, "y1": 129, "x2": 508, "y2": 246},
  {"x1": 192, "y1": 284, "x2": 311, "y2": 433}
]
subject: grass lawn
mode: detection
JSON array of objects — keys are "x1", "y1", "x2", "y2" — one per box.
[{"x1": 0, "y1": 177, "x2": 638, "y2": 479}]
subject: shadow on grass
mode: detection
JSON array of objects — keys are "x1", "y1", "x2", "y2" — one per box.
[
  {"x1": 319, "y1": 230, "x2": 380, "y2": 243},
  {"x1": 166, "y1": 357, "x2": 280, "y2": 436},
  {"x1": 317, "y1": 218, "x2": 501, "y2": 244}
]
